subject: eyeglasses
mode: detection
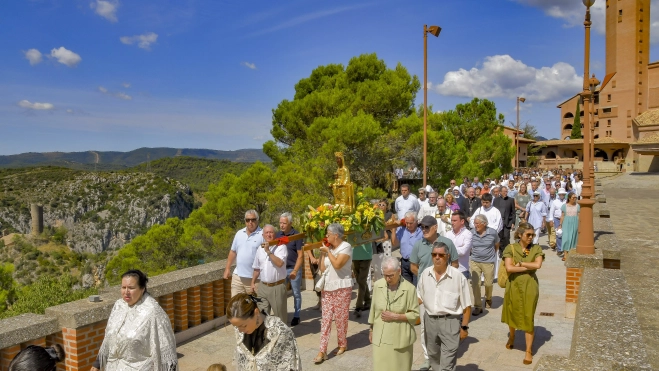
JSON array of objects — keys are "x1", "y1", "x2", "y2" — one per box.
[
  {"x1": 431, "y1": 253, "x2": 447, "y2": 258},
  {"x1": 420, "y1": 225, "x2": 434, "y2": 231},
  {"x1": 245, "y1": 218, "x2": 257, "y2": 223}
]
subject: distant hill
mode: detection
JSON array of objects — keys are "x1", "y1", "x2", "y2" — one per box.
[
  {"x1": 535, "y1": 136, "x2": 549, "y2": 141},
  {"x1": 0, "y1": 147, "x2": 270, "y2": 170}
]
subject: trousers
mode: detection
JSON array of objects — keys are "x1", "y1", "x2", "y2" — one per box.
[
  {"x1": 425, "y1": 313, "x2": 461, "y2": 371},
  {"x1": 353, "y1": 259, "x2": 372, "y2": 310},
  {"x1": 470, "y1": 261, "x2": 494, "y2": 310}
]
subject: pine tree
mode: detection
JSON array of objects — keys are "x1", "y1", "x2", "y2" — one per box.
[{"x1": 571, "y1": 99, "x2": 583, "y2": 139}]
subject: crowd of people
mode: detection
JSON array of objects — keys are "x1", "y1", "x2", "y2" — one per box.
[{"x1": 11, "y1": 168, "x2": 583, "y2": 371}]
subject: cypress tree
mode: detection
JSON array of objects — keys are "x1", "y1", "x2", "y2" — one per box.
[{"x1": 571, "y1": 98, "x2": 582, "y2": 139}]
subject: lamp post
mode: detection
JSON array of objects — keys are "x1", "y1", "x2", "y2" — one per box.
[
  {"x1": 515, "y1": 97, "x2": 526, "y2": 168},
  {"x1": 423, "y1": 24, "x2": 441, "y2": 188},
  {"x1": 589, "y1": 74, "x2": 599, "y2": 181},
  {"x1": 576, "y1": 0, "x2": 596, "y2": 255}
]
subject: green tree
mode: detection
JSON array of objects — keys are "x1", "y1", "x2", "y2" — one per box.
[
  {"x1": 571, "y1": 99, "x2": 582, "y2": 139},
  {"x1": 0, "y1": 263, "x2": 16, "y2": 312},
  {"x1": 521, "y1": 122, "x2": 538, "y2": 140}
]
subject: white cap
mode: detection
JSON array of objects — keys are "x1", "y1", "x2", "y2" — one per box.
[
  {"x1": 558, "y1": 188, "x2": 567, "y2": 195},
  {"x1": 531, "y1": 177, "x2": 536, "y2": 180},
  {"x1": 533, "y1": 190, "x2": 541, "y2": 195},
  {"x1": 453, "y1": 186, "x2": 460, "y2": 191}
]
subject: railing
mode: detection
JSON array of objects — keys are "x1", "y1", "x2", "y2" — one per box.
[
  {"x1": 0, "y1": 257, "x2": 286, "y2": 371},
  {"x1": 539, "y1": 158, "x2": 579, "y2": 166}
]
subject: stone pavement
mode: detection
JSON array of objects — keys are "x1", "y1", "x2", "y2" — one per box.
[
  {"x1": 601, "y1": 173, "x2": 659, "y2": 370},
  {"x1": 177, "y1": 232, "x2": 573, "y2": 371}
]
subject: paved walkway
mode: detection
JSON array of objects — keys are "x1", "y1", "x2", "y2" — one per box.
[
  {"x1": 178, "y1": 232, "x2": 573, "y2": 371},
  {"x1": 601, "y1": 173, "x2": 659, "y2": 370}
]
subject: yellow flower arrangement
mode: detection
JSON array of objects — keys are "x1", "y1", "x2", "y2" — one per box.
[{"x1": 301, "y1": 193, "x2": 385, "y2": 242}]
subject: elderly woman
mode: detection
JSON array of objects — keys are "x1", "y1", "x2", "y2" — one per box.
[
  {"x1": 313, "y1": 223, "x2": 353, "y2": 364},
  {"x1": 92, "y1": 270, "x2": 178, "y2": 371},
  {"x1": 445, "y1": 193, "x2": 460, "y2": 212},
  {"x1": 368, "y1": 256, "x2": 419, "y2": 371},
  {"x1": 514, "y1": 183, "x2": 531, "y2": 226},
  {"x1": 227, "y1": 293, "x2": 301, "y2": 371},
  {"x1": 502, "y1": 222, "x2": 545, "y2": 365},
  {"x1": 525, "y1": 191, "x2": 547, "y2": 245}
]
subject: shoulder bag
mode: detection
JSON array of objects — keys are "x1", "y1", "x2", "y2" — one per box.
[{"x1": 497, "y1": 243, "x2": 518, "y2": 288}]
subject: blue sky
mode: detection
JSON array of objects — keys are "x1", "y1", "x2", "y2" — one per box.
[{"x1": 2, "y1": 0, "x2": 658, "y2": 155}]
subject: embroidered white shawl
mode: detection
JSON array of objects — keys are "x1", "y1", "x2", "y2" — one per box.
[
  {"x1": 234, "y1": 315, "x2": 301, "y2": 371},
  {"x1": 98, "y1": 293, "x2": 178, "y2": 371}
]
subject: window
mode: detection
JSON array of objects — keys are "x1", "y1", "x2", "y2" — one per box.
[
  {"x1": 608, "y1": 119, "x2": 612, "y2": 127},
  {"x1": 619, "y1": 9, "x2": 622, "y2": 16},
  {"x1": 607, "y1": 94, "x2": 612, "y2": 101},
  {"x1": 612, "y1": 80, "x2": 616, "y2": 88},
  {"x1": 603, "y1": 108, "x2": 612, "y2": 113}
]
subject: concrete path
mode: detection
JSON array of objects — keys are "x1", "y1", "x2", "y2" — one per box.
[
  {"x1": 177, "y1": 232, "x2": 573, "y2": 371},
  {"x1": 601, "y1": 173, "x2": 659, "y2": 370}
]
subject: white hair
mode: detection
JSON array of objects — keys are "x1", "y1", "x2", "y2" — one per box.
[
  {"x1": 474, "y1": 214, "x2": 488, "y2": 226},
  {"x1": 280, "y1": 212, "x2": 292, "y2": 223},
  {"x1": 245, "y1": 209, "x2": 259, "y2": 220},
  {"x1": 327, "y1": 223, "x2": 345, "y2": 239},
  {"x1": 381, "y1": 256, "x2": 400, "y2": 271},
  {"x1": 404, "y1": 211, "x2": 418, "y2": 222}
]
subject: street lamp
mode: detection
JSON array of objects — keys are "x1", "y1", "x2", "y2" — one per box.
[
  {"x1": 589, "y1": 73, "x2": 600, "y2": 180},
  {"x1": 423, "y1": 24, "x2": 441, "y2": 188},
  {"x1": 576, "y1": 0, "x2": 596, "y2": 255},
  {"x1": 515, "y1": 97, "x2": 526, "y2": 168}
]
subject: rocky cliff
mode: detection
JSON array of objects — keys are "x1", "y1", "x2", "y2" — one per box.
[{"x1": 0, "y1": 167, "x2": 194, "y2": 253}]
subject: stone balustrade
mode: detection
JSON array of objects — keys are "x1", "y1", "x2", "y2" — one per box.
[{"x1": 0, "y1": 259, "x2": 239, "y2": 371}]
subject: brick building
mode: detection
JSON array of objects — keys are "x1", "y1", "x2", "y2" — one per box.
[{"x1": 537, "y1": 0, "x2": 659, "y2": 172}]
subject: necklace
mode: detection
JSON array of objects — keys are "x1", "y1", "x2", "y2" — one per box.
[{"x1": 386, "y1": 279, "x2": 401, "y2": 311}]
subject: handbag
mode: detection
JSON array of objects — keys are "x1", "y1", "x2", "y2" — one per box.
[
  {"x1": 315, "y1": 268, "x2": 329, "y2": 292},
  {"x1": 497, "y1": 243, "x2": 519, "y2": 288}
]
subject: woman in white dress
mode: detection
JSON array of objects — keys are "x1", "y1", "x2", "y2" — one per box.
[{"x1": 91, "y1": 270, "x2": 178, "y2": 371}]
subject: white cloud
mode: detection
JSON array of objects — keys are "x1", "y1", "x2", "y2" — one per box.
[
  {"x1": 90, "y1": 0, "x2": 119, "y2": 22},
  {"x1": 115, "y1": 92, "x2": 132, "y2": 100},
  {"x1": 121, "y1": 82, "x2": 131, "y2": 88},
  {"x1": 98, "y1": 86, "x2": 132, "y2": 100},
  {"x1": 120, "y1": 32, "x2": 158, "y2": 50},
  {"x1": 49, "y1": 47, "x2": 81, "y2": 67},
  {"x1": 432, "y1": 54, "x2": 582, "y2": 103},
  {"x1": 24, "y1": 49, "x2": 43, "y2": 66},
  {"x1": 18, "y1": 100, "x2": 55, "y2": 110},
  {"x1": 66, "y1": 109, "x2": 74, "y2": 114},
  {"x1": 241, "y1": 62, "x2": 257, "y2": 70},
  {"x1": 513, "y1": 0, "x2": 659, "y2": 43}
]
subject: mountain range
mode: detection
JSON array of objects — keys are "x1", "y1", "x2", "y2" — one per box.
[{"x1": 0, "y1": 147, "x2": 270, "y2": 170}]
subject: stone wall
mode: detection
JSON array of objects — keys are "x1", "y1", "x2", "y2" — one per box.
[{"x1": 0, "y1": 259, "x2": 234, "y2": 371}]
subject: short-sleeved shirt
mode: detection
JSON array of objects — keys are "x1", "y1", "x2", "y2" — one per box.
[
  {"x1": 396, "y1": 226, "x2": 423, "y2": 260},
  {"x1": 410, "y1": 235, "x2": 458, "y2": 279},
  {"x1": 231, "y1": 226, "x2": 264, "y2": 278},
  {"x1": 252, "y1": 244, "x2": 288, "y2": 283},
  {"x1": 470, "y1": 227, "x2": 500, "y2": 263},
  {"x1": 352, "y1": 243, "x2": 373, "y2": 261},
  {"x1": 417, "y1": 265, "x2": 472, "y2": 316},
  {"x1": 276, "y1": 228, "x2": 302, "y2": 269}
]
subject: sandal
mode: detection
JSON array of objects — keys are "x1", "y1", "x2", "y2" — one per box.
[
  {"x1": 506, "y1": 335, "x2": 515, "y2": 350},
  {"x1": 523, "y1": 351, "x2": 533, "y2": 365},
  {"x1": 313, "y1": 353, "x2": 328, "y2": 364},
  {"x1": 333, "y1": 347, "x2": 347, "y2": 356}
]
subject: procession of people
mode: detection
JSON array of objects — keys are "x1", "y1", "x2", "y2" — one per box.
[{"x1": 13, "y1": 168, "x2": 580, "y2": 371}]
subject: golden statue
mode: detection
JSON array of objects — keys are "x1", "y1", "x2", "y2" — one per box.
[{"x1": 332, "y1": 152, "x2": 355, "y2": 213}]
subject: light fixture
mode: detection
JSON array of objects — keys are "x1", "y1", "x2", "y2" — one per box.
[{"x1": 582, "y1": 0, "x2": 596, "y2": 8}]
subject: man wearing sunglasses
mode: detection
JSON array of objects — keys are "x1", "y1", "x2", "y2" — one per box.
[
  {"x1": 410, "y1": 216, "x2": 458, "y2": 370},
  {"x1": 417, "y1": 241, "x2": 472, "y2": 371},
  {"x1": 223, "y1": 209, "x2": 264, "y2": 297}
]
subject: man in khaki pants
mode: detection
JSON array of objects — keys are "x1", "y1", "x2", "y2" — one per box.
[{"x1": 469, "y1": 214, "x2": 500, "y2": 315}]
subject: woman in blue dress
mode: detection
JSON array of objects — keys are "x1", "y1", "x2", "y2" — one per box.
[{"x1": 558, "y1": 193, "x2": 580, "y2": 261}]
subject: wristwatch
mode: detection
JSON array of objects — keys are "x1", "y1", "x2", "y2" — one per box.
[{"x1": 461, "y1": 325, "x2": 469, "y2": 331}]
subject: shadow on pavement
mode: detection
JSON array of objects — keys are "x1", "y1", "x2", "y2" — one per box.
[{"x1": 456, "y1": 363, "x2": 484, "y2": 371}]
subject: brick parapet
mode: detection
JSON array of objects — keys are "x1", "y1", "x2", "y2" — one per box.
[{"x1": 0, "y1": 259, "x2": 234, "y2": 371}]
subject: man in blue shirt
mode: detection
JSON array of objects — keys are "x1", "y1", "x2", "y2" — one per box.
[
  {"x1": 223, "y1": 209, "x2": 264, "y2": 297},
  {"x1": 277, "y1": 212, "x2": 304, "y2": 326},
  {"x1": 390, "y1": 211, "x2": 423, "y2": 284}
]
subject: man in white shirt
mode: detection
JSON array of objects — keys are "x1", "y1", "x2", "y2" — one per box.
[
  {"x1": 418, "y1": 191, "x2": 439, "y2": 220},
  {"x1": 251, "y1": 224, "x2": 288, "y2": 323},
  {"x1": 418, "y1": 188, "x2": 429, "y2": 208},
  {"x1": 443, "y1": 179, "x2": 458, "y2": 197},
  {"x1": 573, "y1": 174, "x2": 583, "y2": 199},
  {"x1": 224, "y1": 209, "x2": 264, "y2": 296},
  {"x1": 436, "y1": 199, "x2": 451, "y2": 237},
  {"x1": 395, "y1": 184, "x2": 420, "y2": 220},
  {"x1": 446, "y1": 210, "x2": 472, "y2": 279},
  {"x1": 417, "y1": 242, "x2": 472, "y2": 371},
  {"x1": 469, "y1": 193, "x2": 503, "y2": 233},
  {"x1": 550, "y1": 188, "x2": 567, "y2": 257}
]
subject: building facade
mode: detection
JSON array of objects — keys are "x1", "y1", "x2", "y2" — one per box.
[{"x1": 538, "y1": 0, "x2": 659, "y2": 172}]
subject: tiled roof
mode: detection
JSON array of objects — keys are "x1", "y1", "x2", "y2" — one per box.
[
  {"x1": 634, "y1": 132, "x2": 659, "y2": 144},
  {"x1": 632, "y1": 109, "x2": 659, "y2": 127},
  {"x1": 534, "y1": 138, "x2": 630, "y2": 146},
  {"x1": 599, "y1": 72, "x2": 616, "y2": 90}
]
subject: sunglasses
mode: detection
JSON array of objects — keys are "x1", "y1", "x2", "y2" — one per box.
[
  {"x1": 245, "y1": 218, "x2": 257, "y2": 223},
  {"x1": 420, "y1": 225, "x2": 434, "y2": 231},
  {"x1": 524, "y1": 233, "x2": 536, "y2": 238},
  {"x1": 431, "y1": 253, "x2": 447, "y2": 258}
]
